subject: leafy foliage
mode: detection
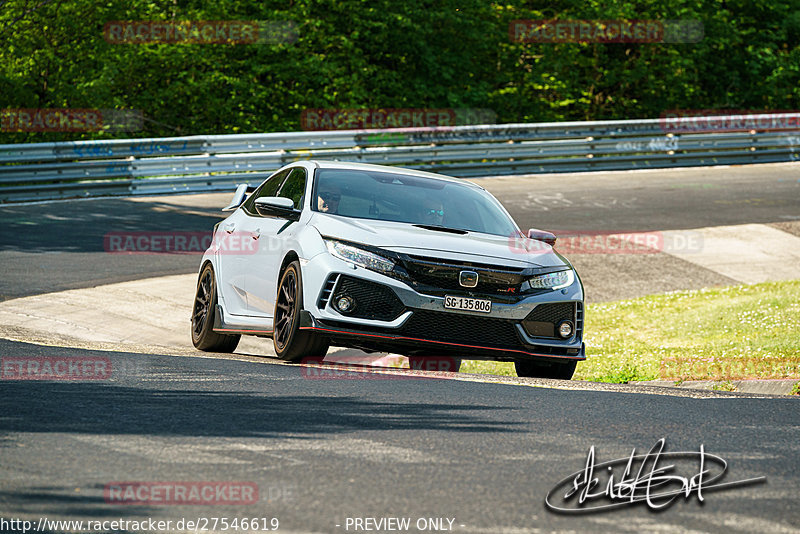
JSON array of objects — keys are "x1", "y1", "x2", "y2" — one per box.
[{"x1": 2, "y1": 0, "x2": 800, "y2": 142}]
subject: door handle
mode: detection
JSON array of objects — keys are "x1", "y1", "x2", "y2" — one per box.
[
  {"x1": 252, "y1": 229, "x2": 261, "y2": 240},
  {"x1": 223, "y1": 223, "x2": 235, "y2": 234}
]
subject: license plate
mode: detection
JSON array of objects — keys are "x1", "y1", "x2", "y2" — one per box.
[{"x1": 444, "y1": 295, "x2": 492, "y2": 313}]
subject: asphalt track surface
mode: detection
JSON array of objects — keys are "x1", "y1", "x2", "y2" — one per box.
[
  {"x1": 1, "y1": 163, "x2": 799, "y2": 533},
  {"x1": 1, "y1": 339, "x2": 798, "y2": 534},
  {"x1": 1, "y1": 162, "x2": 799, "y2": 301}
]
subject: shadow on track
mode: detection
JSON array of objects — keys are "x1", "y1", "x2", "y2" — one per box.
[{"x1": 0, "y1": 198, "x2": 224, "y2": 253}]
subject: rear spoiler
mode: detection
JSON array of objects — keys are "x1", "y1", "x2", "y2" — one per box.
[{"x1": 222, "y1": 183, "x2": 257, "y2": 212}]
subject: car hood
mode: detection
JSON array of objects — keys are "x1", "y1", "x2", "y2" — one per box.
[{"x1": 310, "y1": 213, "x2": 568, "y2": 269}]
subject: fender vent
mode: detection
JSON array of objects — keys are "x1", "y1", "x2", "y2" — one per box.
[{"x1": 317, "y1": 274, "x2": 340, "y2": 309}]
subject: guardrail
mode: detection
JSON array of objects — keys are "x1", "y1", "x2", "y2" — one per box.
[{"x1": 2, "y1": 114, "x2": 799, "y2": 202}]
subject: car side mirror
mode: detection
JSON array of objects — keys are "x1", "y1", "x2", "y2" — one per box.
[
  {"x1": 254, "y1": 197, "x2": 300, "y2": 221},
  {"x1": 527, "y1": 228, "x2": 557, "y2": 247}
]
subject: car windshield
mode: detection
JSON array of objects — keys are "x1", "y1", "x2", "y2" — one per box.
[{"x1": 312, "y1": 168, "x2": 519, "y2": 237}]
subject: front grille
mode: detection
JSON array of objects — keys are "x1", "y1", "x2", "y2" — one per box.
[
  {"x1": 401, "y1": 257, "x2": 526, "y2": 295},
  {"x1": 399, "y1": 309, "x2": 522, "y2": 349},
  {"x1": 522, "y1": 302, "x2": 576, "y2": 339},
  {"x1": 332, "y1": 275, "x2": 405, "y2": 321},
  {"x1": 407, "y1": 254, "x2": 525, "y2": 272}
]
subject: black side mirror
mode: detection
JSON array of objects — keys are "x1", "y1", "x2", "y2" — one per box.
[
  {"x1": 254, "y1": 197, "x2": 300, "y2": 221},
  {"x1": 527, "y1": 228, "x2": 557, "y2": 247}
]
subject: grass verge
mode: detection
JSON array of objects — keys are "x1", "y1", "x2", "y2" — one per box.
[{"x1": 461, "y1": 280, "x2": 800, "y2": 383}]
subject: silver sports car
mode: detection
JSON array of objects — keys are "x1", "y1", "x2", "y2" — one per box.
[{"x1": 191, "y1": 161, "x2": 584, "y2": 379}]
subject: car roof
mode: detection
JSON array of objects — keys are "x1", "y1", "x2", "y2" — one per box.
[{"x1": 307, "y1": 160, "x2": 483, "y2": 189}]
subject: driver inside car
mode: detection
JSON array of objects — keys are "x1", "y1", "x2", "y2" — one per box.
[{"x1": 317, "y1": 185, "x2": 342, "y2": 214}]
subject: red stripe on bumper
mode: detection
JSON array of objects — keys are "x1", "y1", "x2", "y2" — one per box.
[{"x1": 300, "y1": 326, "x2": 584, "y2": 360}]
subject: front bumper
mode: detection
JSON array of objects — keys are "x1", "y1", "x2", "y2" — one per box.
[{"x1": 301, "y1": 252, "x2": 585, "y2": 362}]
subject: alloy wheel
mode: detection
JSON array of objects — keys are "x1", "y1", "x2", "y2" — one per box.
[
  {"x1": 192, "y1": 270, "x2": 213, "y2": 337},
  {"x1": 274, "y1": 270, "x2": 297, "y2": 350}
]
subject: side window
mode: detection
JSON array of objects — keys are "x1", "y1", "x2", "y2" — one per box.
[
  {"x1": 243, "y1": 169, "x2": 290, "y2": 214},
  {"x1": 277, "y1": 168, "x2": 307, "y2": 209}
]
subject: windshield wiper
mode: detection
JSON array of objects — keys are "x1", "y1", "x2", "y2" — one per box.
[{"x1": 413, "y1": 224, "x2": 468, "y2": 235}]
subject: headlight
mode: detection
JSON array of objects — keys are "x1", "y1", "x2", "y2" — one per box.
[
  {"x1": 325, "y1": 239, "x2": 396, "y2": 274},
  {"x1": 523, "y1": 269, "x2": 575, "y2": 290}
]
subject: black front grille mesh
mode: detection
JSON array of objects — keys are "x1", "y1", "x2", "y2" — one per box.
[
  {"x1": 402, "y1": 261, "x2": 525, "y2": 294},
  {"x1": 333, "y1": 275, "x2": 405, "y2": 321},
  {"x1": 526, "y1": 302, "x2": 575, "y2": 324},
  {"x1": 399, "y1": 310, "x2": 521, "y2": 348}
]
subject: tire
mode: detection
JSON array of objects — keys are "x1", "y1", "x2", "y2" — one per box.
[
  {"x1": 273, "y1": 261, "x2": 330, "y2": 362},
  {"x1": 515, "y1": 359, "x2": 576, "y2": 380},
  {"x1": 408, "y1": 355, "x2": 461, "y2": 373},
  {"x1": 191, "y1": 263, "x2": 241, "y2": 352}
]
